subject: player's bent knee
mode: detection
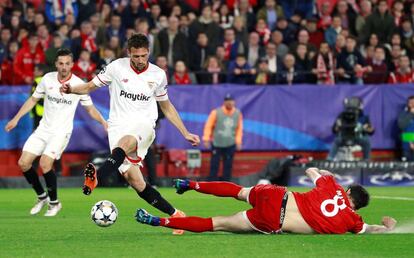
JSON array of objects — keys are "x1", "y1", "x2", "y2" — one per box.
[
  {"x1": 117, "y1": 135, "x2": 137, "y2": 154},
  {"x1": 237, "y1": 188, "x2": 250, "y2": 201},
  {"x1": 39, "y1": 158, "x2": 54, "y2": 173},
  {"x1": 18, "y1": 158, "x2": 31, "y2": 172}
]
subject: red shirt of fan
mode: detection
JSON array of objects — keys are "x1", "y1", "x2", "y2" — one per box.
[{"x1": 293, "y1": 175, "x2": 366, "y2": 234}]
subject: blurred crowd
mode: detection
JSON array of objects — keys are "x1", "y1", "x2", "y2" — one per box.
[{"x1": 0, "y1": 0, "x2": 414, "y2": 86}]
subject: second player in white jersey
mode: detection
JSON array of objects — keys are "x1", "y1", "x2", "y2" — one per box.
[{"x1": 33, "y1": 72, "x2": 93, "y2": 134}]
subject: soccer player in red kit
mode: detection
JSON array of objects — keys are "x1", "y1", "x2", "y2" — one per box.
[{"x1": 136, "y1": 168, "x2": 397, "y2": 234}]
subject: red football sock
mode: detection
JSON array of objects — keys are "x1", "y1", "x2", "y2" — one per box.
[
  {"x1": 189, "y1": 181, "x2": 242, "y2": 198},
  {"x1": 160, "y1": 217, "x2": 213, "y2": 233}
]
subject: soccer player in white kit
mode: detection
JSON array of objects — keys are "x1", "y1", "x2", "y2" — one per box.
[
  {"x1": 60, "y1": 34, "x2": 200, "y2": 235},
  {"x1": 5, "y1": 49, "x2": 107, "y2": 216}
]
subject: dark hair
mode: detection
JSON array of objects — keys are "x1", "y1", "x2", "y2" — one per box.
[
  {"x1": 408, "y1": 95, "x2": 414, "y2": 101},
  {"x1": 347, "y1": 185, "x2": 370, "y2": 210},
  {"x1": 55, "y1": 48, "x2": 73, "y2": 61},
  {"x1": 127, "y1": 34, "x2": 149, "y2": 50}
]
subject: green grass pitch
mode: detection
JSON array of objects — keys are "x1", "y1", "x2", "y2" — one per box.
[{"x1": 1, "y1": 186, "x2": 414, "y2": 258}]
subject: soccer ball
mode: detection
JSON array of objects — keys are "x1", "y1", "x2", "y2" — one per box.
[{"x1": 91, "y1": 200, "x2": 118, "y2": 227}]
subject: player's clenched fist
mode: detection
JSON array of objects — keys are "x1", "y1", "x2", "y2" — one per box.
[
  {"x1": 382, "y1": 216, "x2": 397, "y2": 230},
  {"x1": 59, "y1": 83, "x2": 71, "y2": 94},
  {"x1": 185, "y1": 133, "x2": 200, "y2": 146}
]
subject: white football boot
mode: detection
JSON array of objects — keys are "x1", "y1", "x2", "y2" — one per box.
[
  {"x1": 44, "y1": 202, "x2": 62, "y2": 217},
  {"x1": 30, "y1": 197, "x2": 50, "y2": 215}
]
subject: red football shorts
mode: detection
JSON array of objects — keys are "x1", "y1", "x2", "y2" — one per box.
[{"x1": 243, "y1": 184, "x2": 287, "y2": 234}]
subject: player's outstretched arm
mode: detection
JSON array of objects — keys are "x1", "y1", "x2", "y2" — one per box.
[
  {"x1": 83, "y1": 105, "x2": 108, "y2": 131},
  {"x1": 364, "y1": 216, "x2": 397, "y2": 234},
  {"x1": 60, "y1": 81, "x2": 98, "y2": 95},
  {"x1": 158, "y1": 99, "x2": 200, "y2": 146},
  {"x1": 4, "y1": 96, "x2": 40, "y2": 132}
]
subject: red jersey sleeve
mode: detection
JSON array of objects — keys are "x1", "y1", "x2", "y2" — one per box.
[{"x1": 349, "y1": 214, "x2": 367, "y2": 234}]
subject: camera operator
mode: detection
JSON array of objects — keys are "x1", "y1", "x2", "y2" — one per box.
[{"x1": 327, "y1": 97, "x2": 375, "y2": 161}]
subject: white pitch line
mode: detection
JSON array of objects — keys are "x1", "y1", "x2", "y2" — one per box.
[{"x1": 372, "y1": 196, "x2": 414, "y2": 201}]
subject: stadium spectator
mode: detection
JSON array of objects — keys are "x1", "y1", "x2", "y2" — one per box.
[
  {"x1": 255, "y1": 57, "x2": 276, "y2": 85},
  {"x1": 360, "y1": 0, "x2": 396, "y2": 45},
  {"x1": 391, "y1": 0, "x2": 405, "y2": 27},
  {"x1": 218, "y1": 4, "x2": 234, "y2": 29},
  {"x1": 221, "y1": 28, "x2": 245, "y2": 62},
  {"x1": 279, "y1": 0, "x2": 313, "y2": 19},
  {"x1": 72, "y1": 50, "x2": 96, "y2": 82},
  {"x1": 203, "y1": 93, "x2": 243, "y2": 181},
  {"x1": 328, "y1": 97, "x2": 374, "y2": 161},
  {"x1": 255, "y1": 18, "x2": 271, "y2": 46},
  {"x1": 37, "y1": 24, "x2": 52, "y2": 50},
  {"x1": 360, "y1": 33, "x2": 379, "y2": 58},
  {"x1": 355, "y1": 0, "x2": 373, "y2": 35},
  {"x1": 107, "y1": 36, "x2": 123, "y2": 59},
  {"x1": 325, "y1": 16, "x2": 343, "y2": 48},
  {"x1": 97, "y1": 14, "x2": 125, "y2": 47},
  {"x1": 179, "y1": 14, "x2": 190, "y2": 37},
  {"x1": 190, "y1": 32, "x2": 215, "y2": 72},
  {"x1": 274, "y1": 17, "x2": 295, "y2": 44},
  {"x1": 137, "y1": 169, "x2": 397, "y2": 234},
  {"x1": 336, "y1": 36, "x2": 367, "y2": 84},
  {"x1": 170, "y1": 60, "x2": 197, "y2": 85},
  {"x1": 233, "y1": 0, "x2": 257, "y2": 32},
  {"x1": 332, "y1": 0, "x2": 357, "y2": 36},
  {"x1": 13, "y1": 33, "x2": 45, "y2": 85},
  {"x1": 198, "y1": 56, "x2": 226, "y2": 84},
  {"x1": 23, "y1": 4, "x2": 36, "y2": 32},
  {"x1": 388, "y1": 55, "x2": 414, "y2": 84},
  {"x1": 56, "y1": 24, "x2": 71, "y2": 48},
  {"x1": 148, "y1": 4, "x2": 162, "y2": 30},
  {"x1": 45, "y1": 33, "x2": 64, "y2": 70},
  {"x1": 398, "y1": 96, "x2": 414, "y2": 161},
  {"x1": 364, "y1": 46, "x2": 388, "y2": 84},
  {"x1": 388, "y1": 44, "x2": 405, "y2": 71},
  {"x1": 77, "y1": 0, "x2": 96, "y2": 26},
  {"x1": 0, "y1": 27, "x2": 12, "y2": 63},
  {"x1": 246, "y1": 32, "x2": 264, "y2": 68},
  {"x1": 188, "y1": 5, "x2": 221, "y2": 49},
  {"x1": 45, "y1": 0, "x2": 78, "y2": 26},
  {"x1": 314, "y1": 41, "x2": 335, "y2": 85},
  {"x1": 256, "y1": 0, "x2": 284, "y2": 31},
  {"x1": 264, "y1": 42, "x2": 282, "y2": 76},
  {"x1": 270, "y1": 30, "x2": 288, "y2": 59},
  {"x1": 290, "y1": 29, "x2": 317, "y2": 59},
  {"x1": 277, "y1": 53, "x2": 305, "y2": 85},
  {"x1": 0, "y1": 41, "x2": 19, "y2": 85},
  {"x1": 155, "y1": 55, "x2": 172, "y2": 82},
  {"x1": 401, "y1": 18, "x2": 413, "y2": 48},
  {"x1": 121, "y1": 0, "x2": 148, "y2": 29},
  {"x1": 97, "y1": 47, "x2": 116, "y2": 71},
  {"x1": 34, "y1": 12, "x2": 46, "y2": 28},
  {"x1": 306, "y1": 18, "x2": 324, "y2": 49},
  {"x1": 227, "y1": 54, "x2": 255, "y2": 84},
  {"x1": 157, "y1": 15, "x2": 188, "y2": 68},
  {"x1": 232, "y1": 16, "x2": 249, "y2": 50},
  {"x1": 317, "y1": 1, "x2": 333, "y2": 30}
]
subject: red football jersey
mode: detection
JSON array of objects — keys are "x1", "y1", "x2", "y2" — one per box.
[{"x1": 293, "y1": 175, "x2": 366, "y2": 234}]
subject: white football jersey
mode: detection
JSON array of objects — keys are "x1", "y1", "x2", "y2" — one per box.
[
  {"x1": 32, "y1": 72, "x2": 93, "y2": 134},
  {"x1": 92, "y1": 58, "x2": 168, "y2": 127}
]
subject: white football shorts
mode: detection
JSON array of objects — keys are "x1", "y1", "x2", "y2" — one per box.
[
  {"x1": 108, "y1": 120, "x2": 155, "y2": 173},
  {"x1": 22, "y1": 128, "x2": 71, "y2": 160}
]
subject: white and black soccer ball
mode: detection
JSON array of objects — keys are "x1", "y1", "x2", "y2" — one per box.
[{"x1": 91, "y1": 200, "x2": 118, "y2": 227}]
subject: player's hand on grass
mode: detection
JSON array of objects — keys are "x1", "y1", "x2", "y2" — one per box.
[
  {"x1": 5, "y1": 118, "x2": 18, "y2": 132},
  {"x1": 185, "y1": 133, "x2": 200, "y2": 146},
  {"x1": 60, "y1": 83, "x2": 71, "y2": 95},
  {"x1": 382, "y1": 216, "x2": 397, "y2": 231}
]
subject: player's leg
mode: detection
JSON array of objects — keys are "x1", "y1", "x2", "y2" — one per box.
[
  {"x1": 39, "y1": 154, "x2": 61, "y2": 216},
  {"x1": 19, "y1": 151, "x2": 43, "y2": 194},
  {"x1": 20, "y1": 132, "x2": 49, "y2": 215},
  {"x1": 124, "y1": 165, "x2": 186, "y2": 235},
  {"x1": 174, "y1": 179, "x2": 250, "y2": 201},
  {"x1": 136, "y1": 210, "x2": 253, "y2": 233},
  {"x1": 40, "y1": 133, "x2": 70, "y2": 216},
  {"x1": 208, "y1": 145, "x2": 221, "y2": 181},
  {"x1": 82, "y1": 135, "x2": 135, "y2": 195},
  {"x1": 222, "y1": 145, "x2": 236, "y2": 181}
]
